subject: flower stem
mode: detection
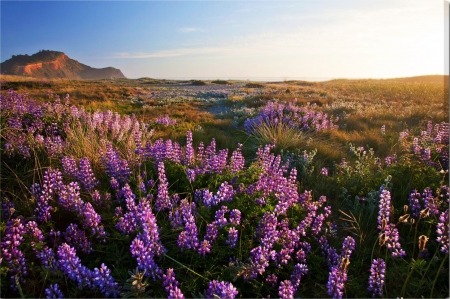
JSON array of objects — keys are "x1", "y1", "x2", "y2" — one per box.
[
  {"x1": 430, "y1": 254, "x2": 448, "y2": 298},
  {"x1": 164, "y1": 254, "x2": 210, "y2": 281}
]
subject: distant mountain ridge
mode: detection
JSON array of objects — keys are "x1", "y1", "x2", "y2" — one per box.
[{"x1": 0, "y1": 50, "x2": 126, "y2": 79}]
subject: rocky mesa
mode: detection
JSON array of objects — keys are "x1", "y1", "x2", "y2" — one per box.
[{"x1": 0, "y1": 50, "x2": 126, "y2": 79}]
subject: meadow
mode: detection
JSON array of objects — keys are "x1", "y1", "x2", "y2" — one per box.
[{"x1": 0, "y1": 74, "x2": 448, "y2": 298}]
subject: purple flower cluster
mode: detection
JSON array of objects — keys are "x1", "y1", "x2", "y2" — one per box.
[
  {"x1": 206, "y1": 280, "x2": 239, "y2": 299},
  {"x1": 162, "y1": 268, "x2": 185, "y2": 299},
  {"x1": 290, "y1": 263, "x2": 308, "y2": 292},
  {"x1": 123, "y1": 198, "x2": 166, "y2": 279},
  {"x1": 56, "y1": 243, "x2": 92, "y2": 288},
  {"x1": 245, "y1": 100, "x2": 338, "y2": 135},
  {"x1": 247, "y1": 147, "x2": 299, "y2": 215},
  {"x1": 25, "y1": 220, "x2": 45, "y2": 249},
  {"x1": 1, "y1": 217, "x2": 28, "y2": 289},
  {"x1": 64, "y1": 223, "x2": 93, "y2": 254},
  {"x1": 2, "y1": 198, "x2": 15, "y2": 220},
  {"x1": 33, "y1": 168, "x2": 63, "y2": 223},
  {"x1": 58, "y1": 181, "x2": 106, "y2": 239},
  {"x1": 102, "y1": 142, "x2": 132, "y2": 184},
  {"x1": 185, "y1": 130, "x2": 195, "y2": 166},
  {"x1": 156, "y1": 161, "x2": 171, "y2": 212},
  {"x1": 409, "y1": 189, "x2": 422, "y2": 218},
  {"x1": 422, "y1": 187, "x2": 440, "y2": 216},
  {"x1": 377, "y1": 189, "x2": 406, "y2": 258},
  {"x1": 226, "y1": 227, "x2": 239, "y2": 248},
  {"x1": 278, "y1": 280, "x2": 295, "y2": 299},
  {"x1": 400, "y1": 121, "x2": 449, "y2": 170},
  {"x1": 45, "y1": 283, "x2": 64, "y2": 298},
  {"x1": 367, "y1": 258, "x2": 386, "y2": 298},
  {"x1": 326, "y1": 236, "x2": 355, "y2": 299},
  {"x1": 153, "y1": 114, "x2": 178, "y2": 126},
  {"x1": 200, "y1": 182, "x2": 235, "y2": 208},
  {"x1": 176, "y1": 199, "x2": 199, "y2": 251},
  {"x1": 229, "y1": 143, "x2": 245, "y2": 173},
  {"x1": 436, "y1": 209, "x2": 449, "y2": 254},
  {"x1": 56, "y1": 243, "x2": 120, "y2": 297}
]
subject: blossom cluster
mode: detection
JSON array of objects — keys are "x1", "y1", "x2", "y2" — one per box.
[{"x1": 245, "y1": 100, "x2": 339, "y2": 135}]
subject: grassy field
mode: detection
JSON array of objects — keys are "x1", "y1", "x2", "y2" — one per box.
[{"x1": 0, "y1": 74, "x2": 448, "y2": 298}]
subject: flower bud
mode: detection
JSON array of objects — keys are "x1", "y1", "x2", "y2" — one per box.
[
  {"x1": 418, "y1": 235, "x2": 429, "y2": 252},
  {"x1": 419, "y1": 207, "x2": 430, "y2": 219},
  {"x1": 399, "y1": 214, "x2": 410, "y2": 223}
]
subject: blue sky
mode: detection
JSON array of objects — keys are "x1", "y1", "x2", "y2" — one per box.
[{"x1": 1, "y1": 0, "x2": 446, "y2": 79}]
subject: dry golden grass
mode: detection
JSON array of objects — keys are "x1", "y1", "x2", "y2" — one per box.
[{"x1": 1, "y1": 74, "x2": 447, "y2": 163}]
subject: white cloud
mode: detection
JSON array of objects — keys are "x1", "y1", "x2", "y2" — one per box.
[{"x1": 178, "y1": 27, "x2": 204, "y2": 33}]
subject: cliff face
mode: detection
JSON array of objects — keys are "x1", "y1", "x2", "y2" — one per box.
[{"x1": 1, "y1": 50, "x2": 126, "y2": 79}]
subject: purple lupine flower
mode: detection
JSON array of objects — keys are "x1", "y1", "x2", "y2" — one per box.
[
  {"x1": 206, "y1": 280, "x2": 238, "y2": 299},
  {"x1": 409, "y1": 189, "x2": 422, "y2": 218},
  {"x1": 34, "y1": 168, "x2": 63, "y2": 223},
  {"x1": 45, "y1": 135, "x2": 65, "y2": 157},
  {"x1": 256, "y1": 212, "x2": 279, "y2": 248},
  {"x1": 153, "y1": 114, "x2": 177, "y2": 126},
  {"x1": 36, "y1": 246, "x2": 57, "y2": 271},
  {"x1": 26, "y1": 221, "x2": 44, "y2": 248},
  {"x1": 61, "y1": 156, "x2": 78, "y2": 177},
  {"x1": 78, "y1": 157, "x2": 99, "y2": 192},
  {"x1": 381, "y1": 124, "x2": 386, "y2": 135},
  {"x1": 156, "y1": 161, "x2": 171, "y2": 212},
  {"x1": 321, "y1": 167, "x2": 329, "y2": 176},
  {"x1": 201, "y1": 189, "x2": 214, "y2": 208},
  {"x1": 230, "y1": 143, "x2": 245, "y2": 173},
  {"x1": 326, "y1": 236, "x2": 354, "y2": 298},
  {"x1": 1, "y1": 198, "x2": 15, "y2": 220},
  {"x1": 278, "y1": 280, "x2": 295, "y2": 299},
  {"x1": 91, "y1": 263, "x2": 121, "y2": 297},
  {"x1": 266, "y1": 273, "x2": 278, "y2": 287},
  {"x1": 214, "y1": 206, "x2": 229, "y2": 228},
  {"x1": 290, "y1": 263, "x2": 308, "y2": 290},
  {"x1": 205, "y1": 223, "x2": 219, "y2": 242},
  {"x1": 162, "y1": 268, "x2": 185, "y2": 299},
  {"x1": 436, "y1": 209, "x2": 449, "y2": 254},
  {"x1": 340, "y1": 236, "x2": 355, "y2": 260},
  {"x1": 187, "y1": 169, "x2": 196, "y2": 183},
  {"x1": 185, "y1": 131, "x2": 195, "y2": 166},
  {"x1": 110, "y1": 177, "x2": 120, "y2": 190},
  {"x1": 229, "y1": 209, "x2": 241, "y2": 226},
  {"x1": 247, "y1": 246, "x2": 271, "y2": 278},
  {"x1": 45, "y1": 283, "x2": 64, "y2": 298},
  {"x1": 103, "y1": 143, "x2": 131, "y2": 184},
  {"x1": 80, "y1": 202, "x2": 105, "y2": 240},
  {"x1": 58, "y1": 181, "x2": 83, "y2": 212},
  {"x1": 327, "y1": 260, "x2": 348, "y2": 299},
  {"x1": 57, "y1": 243, "x2": 92, "y2": 289},
  {"x1": 198, "y1": 240, "x2": 212, "y2": 256},
  {"x1": 129, "y1": 199, "x2": 165, "y2": 279},
  {"x1": 226, "y1": 227, "x2": 239, "y2": 248},
  {"x1": 385, "y1": 224, "x2": 406, "y2": 258},
  {"x1": 64, "y1": 223, "x2": 92, "y2": 254},
  {"x1": 178, "y1": 215, "x2": 199, "y2": 251},
  {"x1": 422, "y1": 187, "x2": 439, "y2": 216},
  {"x1": 1, "y1": 217, "x2": 28, "y2": 289},
  {"x1": 367, "y1": 258, "x2": 385, "y2": 298},
  {"x1": 377, "y1": 189, "x2": 391, "y2": 230},
  {"x1": 296, "y1": 242, "x2": 311, "y2": 263}
]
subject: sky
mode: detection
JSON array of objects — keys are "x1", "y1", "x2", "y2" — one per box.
[{"x1": 0, "y1": 0, "x2": 447, "y2": 80}]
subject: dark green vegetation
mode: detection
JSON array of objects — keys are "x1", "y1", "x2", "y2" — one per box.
[{"x1": 0, "y1": 75, "x2": 448, "y2": 298}]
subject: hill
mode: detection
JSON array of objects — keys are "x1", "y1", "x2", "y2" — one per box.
[{"x1": 0, "y1": 50, "x2": 126, "y2": 79}]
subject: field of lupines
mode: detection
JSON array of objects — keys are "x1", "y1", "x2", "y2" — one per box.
[{"x1": 0, "y1": 76, "x2": 449, "y2": 298}]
